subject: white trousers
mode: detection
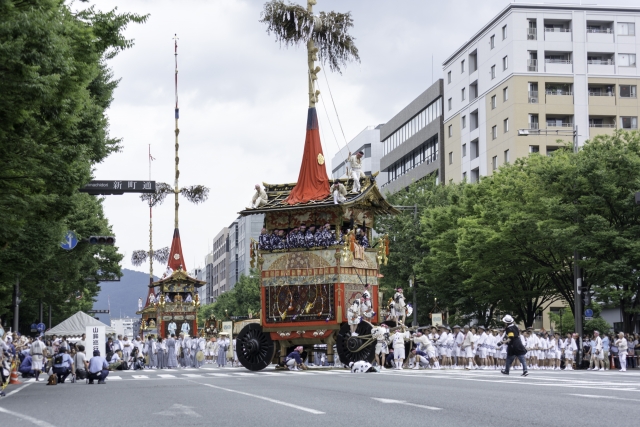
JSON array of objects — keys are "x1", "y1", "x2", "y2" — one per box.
[
  {"x1": 351, "y1": 169, "x2": 364, "y2": 192},
  {"x1": 619, "y1": 354, "x2": 627, "y2": 371},
  {"x1": 333, "y1": 190, "x2": 346, "y2": 204}
]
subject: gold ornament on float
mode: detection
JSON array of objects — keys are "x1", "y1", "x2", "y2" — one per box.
[{"x1": 317, "y1": 153, "x2": 325, "y2": 165}]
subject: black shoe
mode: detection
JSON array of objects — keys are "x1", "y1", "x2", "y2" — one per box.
[
  {"x1": 521, "y1": 371, "x2": 529, "y2": 377},
  {"x1": 98, "y1": 380, "x2": 105, "y2": 384},
  {"x1": 500, "y1": 369, "x2": 509, "y2": 375},
  {"x1": 88, "y1": 381, "x2": 94, "y2": 384}
]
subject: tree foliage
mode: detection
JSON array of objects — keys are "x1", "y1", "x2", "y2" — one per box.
[
  {"x1": 377, "y1": 131, "x2": 640, "y2": 332},
  {"x1": 0, "y1": 0, "x2": 147, "y2": 331},
  {"x1": 205, "y1": 272, "x2": 261, "y2": 321}
]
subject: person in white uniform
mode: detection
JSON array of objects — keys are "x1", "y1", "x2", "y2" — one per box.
[
  {"x1": 349, "y1": 360, "x2": 377, "y2": 373},
  {"x1": 589, "y1": 330, "x2": 604, "y2": 371},
  {"x1": 168, "y1": 321, "x2": 177, "y2": 337},
  {"x1": 391, "y1": 327, "x2": 410, "y2": 370},
  {"x1": 461, "y1": 325, "x2": 473, "y2": 370},
  {"x1": 452, "y1": 325, "x2": 464, "y2": 369},
  {"x1": 614, "y1": 332, "x2": 628, "y2": 372},
  {"x1": 347, "y1": 151, "x2": 365, "y2": 193},
  {"x1": 435, "y1": 326, "x2": 449, "y2": 369},
  {"x1": 347, "y1": 300, "x2": 361, "y2": 336},
  {"x1": 476, "y1": 326, "x2": 488, "y2": 369},
  {"x1": 372, "y1": 324, "x2": 389, "y2": 368},
  {"x1": 332, "y1": 180, "x2": 347, "y2": 204},
  {"x1": 563, "y1": 333, "x2": 576, "y2": 370},
  {"x1": 250, "y1": 184, "x2": 268, "y2": 208},
  {"x1": 30, "y1": 336, "x2": 46, "y2": 381},
  {"x1": 392, "y1": 289, "x2": 406, "y2": 325}
]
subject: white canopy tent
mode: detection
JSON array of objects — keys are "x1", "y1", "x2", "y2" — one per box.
[{"x1": 45, "y1": 311, "x2": 116, "y2": 337}]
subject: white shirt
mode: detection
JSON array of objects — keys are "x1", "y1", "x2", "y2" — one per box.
[
  {"x1": 347, "y1": 154, "x2": 362, "y2": 171},
  {"x1": 392, "y1": 331, "x2": 409, "y2": 349},
  {"x1": 593, "y1": 336, "x2": 603, "y2": 351}
]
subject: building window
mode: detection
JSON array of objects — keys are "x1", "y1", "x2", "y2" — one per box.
[
  {"x1": 503, "y1": 55, "x2": 508, "y2": 70},
  {"x1": 448, "y1": 124, "x2": 453, "y2": 137},
  {"x1": 618, "y1": 22, "x2": 636, "y2": 36},
  {"x1": 490, "y1": 65, "x2": 496, "y2": 79},
  {"x1": 461, "y1": 59, "x2": 465, "y2": 73},
  {"x1": 502, "y1": 25, "x2": 507, "y2": 40},
  {"x1": 504, "y1": 149, "x2": 510, "y2": 163},
  {"x1": 462, "y1": 171, "x2": 467, "y2": 181},
  {"x1": 618, "y1": 53, "x2": 636, "y2": 67},
  {"x1": 461, "y1": 87, "x2": 466, "y2": 101},
  {"x1": 448, "y1": 70, "x2": 451, "y2": 84},
  {"x1": 492, "y1": 125, "x2": 497, "y2": 140},
  {"x1": 503, "y1": 118, "x2": 509, "y2": 133},
  {"x1": 620, "y1": 85, "x2": 637, "y2": 98},
  {"x1": 621, "y1": 116, "x2": 638, "y2": 129},
  {"x1": 491, "y1": 95, "x2": 497, "y2": 109},
  {"x1": 503, "y1": 87, "x2": 508, "y2": 101},
  {"x1": 448, "y1": 98, "x2": 452, "y2": 111},
  {"x1": 490, "y1": 34, "x2": 495, "y2": 49},
  {"x1": 449, "y1": 151, "x2": 453, "y2": 165},
  {"x1": 470, "y1": 139, "x2": 478, "y2": 160},
  {"x1": 462, "y1": 143, "x2": 467, "y2": 157},
  {"x1": 492, "y1": 155, "x2": 498, "y2": 170},
  {"x1": 530, "y1": 145, "x2": 540, "y2": 153},
  {"x1": 462, "y1": 115, "x2": 466, "y2": 129}
]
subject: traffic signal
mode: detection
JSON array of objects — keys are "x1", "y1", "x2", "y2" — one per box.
[{"x1": 88, "y1": 236, "x2": 116, "y2": 245}]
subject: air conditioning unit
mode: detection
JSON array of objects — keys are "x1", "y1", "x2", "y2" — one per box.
[{"x1": 529, "y1": 97, "x2": 538, "y2": 104}]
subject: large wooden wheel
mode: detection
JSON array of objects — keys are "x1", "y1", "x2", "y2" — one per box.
[
  {"x1": 236, "y1": 323, "x2": 275, "y2": 371},
  {"x1": 336, "y1": 322, "x2": 376, "y2": 366}
]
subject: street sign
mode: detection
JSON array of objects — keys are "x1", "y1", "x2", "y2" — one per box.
[
  {"x1": 30, "y1": 323, "x2": 37, "y2": 332},
  {"x1": 36, "y1": 323, "x2": 46, "y2": 332},
  {"x1": 585, "y1": 317, "x2": 593, "y2": 321},
  {"x1": 60, "y1": 230, "x2": 78, "y2": 250},
  {"x1": 584, "y1": 308, "x2": 594, "y2": 318},
  {"x1": 87, "y1": 309, "x2": 110, "y2": 314},
  {"x1": 79, "y1": 180, "x2": 156, "y2": 195}
]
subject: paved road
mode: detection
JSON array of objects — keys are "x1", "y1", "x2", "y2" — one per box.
[{"x1": 1, "y1": 366, "x2": 637, "y2": 427}]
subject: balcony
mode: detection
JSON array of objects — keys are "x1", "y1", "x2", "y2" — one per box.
[
  {"x1": 544, "y1": 24, "x2": 572, "y2": 42},
  {"x1": 528, "y1": 91, "x2": 539, "y2": 104},
  {"x1": 589, "y1": 116, "x2": 616, "y2": 138},
  {"x1": 545, "y1": 57, "x2": 572, "y2": 74},
  {"x1": 587, "y1": 55, "x2": 615, "y2": 74},
  {"x1": 547, "y1": 116, "x2": 574, "y2": 128},
  {"x1": 527, "y1": 59, "x2": 538, "y2": 72},
  {"x1": 529, "y1": 122, "x2": 540, "y2": 130},
  {"x1": 587, "y1": 22, "x2": 614, "y2": 43},
  {"x1": 528, "y1": 28, "x2": 537, "y2": 40},
  {"x1": 588, "y1": 85, "x2": 616, "y2": 107}
]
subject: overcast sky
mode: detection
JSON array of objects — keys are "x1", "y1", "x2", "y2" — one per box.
[{"x1": 88, "y1": 0, "x2": 637, "y2": 274}]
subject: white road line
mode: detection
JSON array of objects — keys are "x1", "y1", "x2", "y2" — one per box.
[
  {"x1": 131, "y1": 375, "x2": 149, "y2": 379},
  {"x1": 0, "y1": 406, "x2": 57, "y2": 427},
  {"x1": 158, "y1": 374, "x2": 176, "y2": 378},
  {"x1": 372, "y1": 397, "x2": 441, "y2": 411},
  {"x1": 568, "y1": 394, "x2": 640, "y2": 402},
  {"x1": 108, "y1": 376, "x2": 122, "y2": 380},
  {"x1": 3, "y1": 383, "x2": 32, "y2": 397},
  {"x1": 234, "y1": 373, "x2": 258, "y2": 376},
  {"x1": 192, "y1": 381, "x2": 324, "y2": 414},
  {"x1": 183, "y1": 374, "x2": 204, "y2": 378},
  {"x1": 206, "y1": 373, "x2": 231, "y2": 377}
]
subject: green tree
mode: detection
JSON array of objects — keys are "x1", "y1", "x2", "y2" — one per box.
[
  {"x1": 0, "y1": 0, "x2": 147, "y2": 331},
  {"x1": 209, "y1": 272, "x2": 261, "y2": 320}
]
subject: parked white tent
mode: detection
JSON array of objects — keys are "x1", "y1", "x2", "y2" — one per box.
[{"x1": 45, "y1": 311, "x2": 116, "y2": 337}]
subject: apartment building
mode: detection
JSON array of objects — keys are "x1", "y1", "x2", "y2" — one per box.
[
  {"x1": 331, "y1": 125, "x2": 385, "y2": 183},
  {"x1": 380, "y1": 79, "x2": 444, "y2": 194},
  {"x1": 207, "y1": 228, "x2": 229, "y2": 303},
  {"x1": 228, "y1": 214, "x2": 264, "y2": 289},
  {"x1": 443, "y1": 3, "x2": 640, "y2": 184}
]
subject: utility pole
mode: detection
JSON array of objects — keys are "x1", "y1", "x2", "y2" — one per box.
[
  {"x1": 572, "y1": 125, "x2": 583, "y2": 368},
  {"x1": 13, "y1": 275, "x2": 19, "y2": 333}
]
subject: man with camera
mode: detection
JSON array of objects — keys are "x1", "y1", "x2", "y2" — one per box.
[{"x1": 87, "y1": 350, "x2": 109, "y2": 384}]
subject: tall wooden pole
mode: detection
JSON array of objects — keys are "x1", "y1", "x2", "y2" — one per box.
[
  {"x1": 173, "y1": 34, "x2": 180, "y2": 229},
  {"x1": 307, "y1": 0, "x2": 319, "y2": 107}
]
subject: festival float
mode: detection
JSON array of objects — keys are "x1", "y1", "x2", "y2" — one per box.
[{"x1": 233, "y1": 0, "x2": 399, "y2": 371}]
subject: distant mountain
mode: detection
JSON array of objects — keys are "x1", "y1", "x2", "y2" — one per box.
[{"x1": 93, "y1": 269, "x2": 158, "y2": 325}]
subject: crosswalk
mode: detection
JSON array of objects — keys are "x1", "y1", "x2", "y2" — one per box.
[{"x1": 21, "y1": 367, "x2": 640, "y2": 392}]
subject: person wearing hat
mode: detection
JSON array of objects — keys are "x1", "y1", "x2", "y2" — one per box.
[
  {"x1": 498, "y1": 315, "x2": 528, "y2": 376},
  {"x1": 451, "y1": 325, "x2": 464, "y2": 369},
  {"x1": 347, "y1": 151, "x2": 365, "y2": 193},
  {"x1": 250, "y1": 184, "x2": 268, "y2": 209},
  {"x1": 392, "y1": 288, "x2": 406, "y2": 324},
  {"x1": 412, "y1": 331, "x2": 435, "y2": 368},
  {"x1": 285, "y1": 346, "x2": 307, "y2": 371},
  {"x1": 52, "y1": 347, "x2": 74, "y2": 384},
  {"x1": 460, "y1": 325, "x2": 473, "y2": 370},
  {"x1": 476, "y1": 326, "x2": 488, "y2": 369},
  {"x1": 435, "y1": 325, "x2": 449, "y2": 369},
  {"x1": 391, "y1": 326, "x2": 410, "y2": 370},
  {"x1": 87, "y1": 350, "x2": 109, "y2": 384},
  {"x1": 332, "y1": 180, "x2": 347, "y2": 204},
  {"x1": 372, "y1": 323, "x2": 390, "y2": 368}
]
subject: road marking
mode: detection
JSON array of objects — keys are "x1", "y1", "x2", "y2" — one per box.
[
  {"x1": 158, "y1": 374, "x2": 176, "y2": 378},
  {"x1": 108, "y1": 376, "x2": 122, "y2": 380},
  {"x1": 183, "y1": 374, "x2": 204, "y2": 378},
  {"x1": 131, "y1": 375, "x2": 149, "y2": 379},
  {"x1": 3, "y1": 383, "x2": 32, "y2": 397},
  {"x1": 154, "y1": 404, "x2": 201, "y2": 418},
  {"x1": 206, "y1": 373, "x2": 231, "y2": 377},
  {"x1": 0, "y1": 406, "x2": 57, "y2": 427},
  {"x1": 192, "y1": 381, "x2": 324, "y2": 414},
  {"x1": 234, "y1": 373, "x2": 258, "y2": 376},
  {"x1": 568, "y1": 394, "x2": 640, "y2": 402},
  {"x1": 372, "y1": 397, "x2": 441, "y2": 411}
]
